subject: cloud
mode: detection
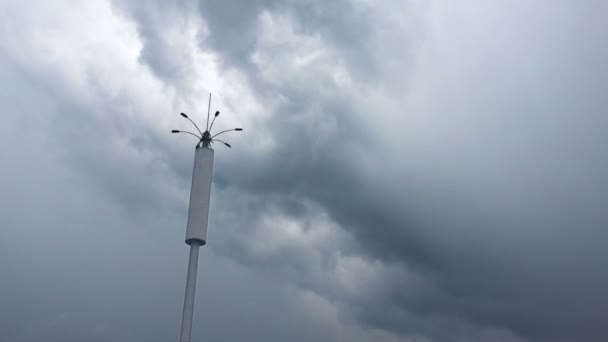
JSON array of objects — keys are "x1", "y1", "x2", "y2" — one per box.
[{"x1": 2, "y1": 1, "x2": 608, "y2": 341}]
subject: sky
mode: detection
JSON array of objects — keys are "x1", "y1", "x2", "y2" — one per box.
[{"x1": 1, "y1": 1, "x2": 607, "y2": 341}]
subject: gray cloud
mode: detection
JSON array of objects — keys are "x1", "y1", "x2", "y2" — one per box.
[{"x1": 2, "y1": 1, "x2": 608, "y2": 342}]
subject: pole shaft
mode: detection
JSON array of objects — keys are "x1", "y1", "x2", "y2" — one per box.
[{"x1": 179, "y1": 242, "x2": 201, "y2": 342}]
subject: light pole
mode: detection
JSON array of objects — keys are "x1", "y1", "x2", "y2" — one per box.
[{"x1": 172, "y1": 94, "x2": 242, "y2": 342}]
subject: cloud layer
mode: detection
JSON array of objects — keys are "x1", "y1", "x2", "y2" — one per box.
[{"x1": 1, "y1": 1, "x2": 607, "y2": 341}]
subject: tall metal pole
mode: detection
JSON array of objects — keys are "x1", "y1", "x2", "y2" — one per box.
[
  {"x1": 179, "y1": 241, "x2": 201, "y2": 342},
  {"x1": 178, "y1": 134, "x2": 214, "y2": 342},
  {"x1": 172, "y1": 98, "x2": 241, "y2": 342}
]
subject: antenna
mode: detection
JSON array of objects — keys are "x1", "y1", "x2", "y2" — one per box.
[
  {"x1": 212, "y1": 139, "x2": 231, "y2": 148},
  {"x1": 211, "y1": 128, "x2": 243, "y2": 139},
  {"x1": 206, "y1": 93, "x2": 212, "y2": 131},
  {"x1": 208, "y1": 111, "x2": 220, "y2": 132},
  {"x1": 180, "y1": 113, "x2": 203, "y2": 136},
  {"x1": 171, "y1": 129, "x2": 201, "y2": 140}
]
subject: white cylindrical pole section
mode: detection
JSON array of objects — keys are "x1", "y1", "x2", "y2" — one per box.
[
  {"x1": 185, "y1": 146, "x2": 214, "y2": 246},
  {"x1": 179, "y1": 241, "x2": 201, "y2": 342}
]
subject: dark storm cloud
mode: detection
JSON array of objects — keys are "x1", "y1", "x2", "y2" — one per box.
[
  {"x1": 118, "y1": 1, "x2": 608, "y2": 341},
  {"x1": 0, "y1": 43, "x2": 370, "y2": 342},
  {"x1": 3, "y1": 1, "x2": 608, "y2": 342},
  {"x1": 113, "y1": 0, "x2": 200, "y2": 83},
  {"x1": 1, "y1": 2, "x2": 403, "y2": 341},
  {"x1": 196, "y1": 0, "x2": 387, "y2": 78}
]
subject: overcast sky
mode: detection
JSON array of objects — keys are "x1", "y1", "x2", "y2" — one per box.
[{"x1": 1, "y1": 1, "x2": 607, "y2": 341}]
